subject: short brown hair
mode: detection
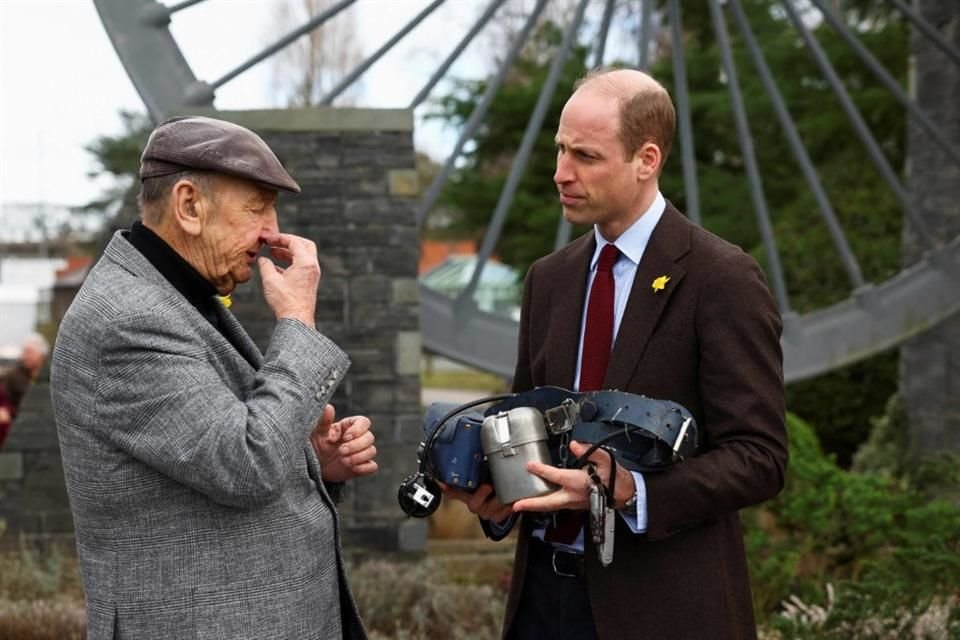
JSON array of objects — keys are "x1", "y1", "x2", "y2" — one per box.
[
  {"x1": 137, "y1": 170, "x2": 214, "y2": 225},
  {"x1": 574, "y1": 69, "x2": 676, "y2": 167}
]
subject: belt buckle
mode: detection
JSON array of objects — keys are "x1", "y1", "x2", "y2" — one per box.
[{"x1": 551, "y1": 549, "x2": 580, "y2": 578}]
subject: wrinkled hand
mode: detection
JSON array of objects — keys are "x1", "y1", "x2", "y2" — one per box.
[
  {"x1": 311, "y1": 405, "x2": 378, "y2": 483},
  {"x1": 441, "y1": 483, "x2": 513, "y2": 524},
  {"x1": 511, "y1": 441, "x2": 635, "y2": 513},
  {"x1": 258, "y1": 232, "x2": 320, "y2": 328}
]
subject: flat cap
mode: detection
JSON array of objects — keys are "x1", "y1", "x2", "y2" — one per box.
[{"x1": 139, "y1": 115, "x2": 301, "y2": 193}]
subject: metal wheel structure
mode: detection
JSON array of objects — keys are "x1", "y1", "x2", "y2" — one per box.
[{"x1": 94, "y1": 0, "x2": 960, "y2": 382}]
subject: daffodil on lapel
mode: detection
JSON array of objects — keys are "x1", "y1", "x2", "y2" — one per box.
[{"x1": 652, "y1": 275, "x2": 671, "y2": 293}]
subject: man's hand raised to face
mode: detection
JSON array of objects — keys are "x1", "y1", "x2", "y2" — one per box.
[{"x1": 258, "y1": 232, "x2": 320, "y2": 329}]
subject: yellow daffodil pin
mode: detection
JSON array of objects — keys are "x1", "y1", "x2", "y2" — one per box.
[
  {"x1": 217, "y1": 295, "x2": 232, "y2": 309},
  {"x1": 651, "y1": 275, "x2": 671, "y2": 293}
]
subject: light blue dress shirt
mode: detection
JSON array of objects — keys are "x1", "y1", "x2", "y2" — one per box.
[
  {"x1": 574, "y1": 191, "x2": 665, "y2": 537},
  {"x1": 529, "y1": 192, "x2": 666, "y2": 549}
]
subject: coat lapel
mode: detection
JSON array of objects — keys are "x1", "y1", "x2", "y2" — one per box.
[
  {"x1": 604, "y1": 205, "x2": 691, "y2": 390},
  {"x1": 107, "y1": 231, "x2": 265, "y2": 371},
  {"x1": 546, "y1": 234, "x2": 595, "y2": 388},
  {"x1": 211, "y1": 301, "x2": 264, "y2": 369}
]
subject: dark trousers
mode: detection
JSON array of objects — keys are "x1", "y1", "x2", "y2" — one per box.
[{"x1": 507, "y1": 537, "x2": 597, "y2": 640}]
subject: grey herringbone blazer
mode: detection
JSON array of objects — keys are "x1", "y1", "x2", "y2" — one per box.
[{"x1": 51, "y1": 231, "x2": 366, "y2": 640}]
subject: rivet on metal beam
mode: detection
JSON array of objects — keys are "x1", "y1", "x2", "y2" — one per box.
[
  {"x1": 853, "y1": 284, "x2": 881, "y2": 314},
  {"x1": 183, "y1": 81, "x2": 216, "y2": 107},
  {"x1": 138, "y1": 1, "x2": 171, "y2": 27},
  {"x1": 928, "y1": 246, "x2": 960, "y2": 281}
]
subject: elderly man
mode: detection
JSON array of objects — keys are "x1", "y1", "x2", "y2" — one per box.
[
  {"x1": 446, "y1": 69, "x2": 787, "y2": 639},
  {"x1": 52, "y1": 116, "x2": 377, "y2": 640}
]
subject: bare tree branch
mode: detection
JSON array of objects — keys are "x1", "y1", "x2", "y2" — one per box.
[{"x1": 270, "y1": 0, "x2": 364, "y2": 107}]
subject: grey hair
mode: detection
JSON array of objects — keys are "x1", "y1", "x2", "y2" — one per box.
[
  {"x1": 22, "y1": 333, "x2": 50, "y2": 357},
  {"x1": 137, "y1": 170, "x2": 215, "y2": 224}
]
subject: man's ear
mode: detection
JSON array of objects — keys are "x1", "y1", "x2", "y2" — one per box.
[
  {"x1": 634, "y1": 142, "x2": 662, "y2": 182},
  {"x1": 171, "y1": 179, "x2": 206, "y2": 237}
]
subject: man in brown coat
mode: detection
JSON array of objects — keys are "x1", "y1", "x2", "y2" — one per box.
[{"x1": 446, "y1": 69, "x2": 787, "y2": 639}]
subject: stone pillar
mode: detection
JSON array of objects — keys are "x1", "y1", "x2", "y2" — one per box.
[
  {"x1": 901, "y1": 1, "x2": 960, "y2": 455},
  {"x1": 0, "y1": 107, "x2": 426, "y2": 552}
]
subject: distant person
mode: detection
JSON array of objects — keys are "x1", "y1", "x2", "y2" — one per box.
[
  {"x1": 0, "y1": 333, "x2": 49, "y2": 448},
  {"x1": 51, "y1": 116, "x2": 377, "y2": 639},
  {"x1": 0, "y1": 386, "x2": 12, "y2": 449}
]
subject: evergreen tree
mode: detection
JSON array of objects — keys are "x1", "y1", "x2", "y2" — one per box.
[
  {"x1": 81, "y1": 110, "x2": 152, "y2": 215},
  {"x1": 430, "y1": 22, "x2": 591, "y2": 273}
]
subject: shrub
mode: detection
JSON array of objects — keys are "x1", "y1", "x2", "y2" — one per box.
[
  {"x1": 0, "y1": 528, "x2": 86, "y2": 639},
  {"x1": 746, "y1": 413, "x2": 960, "y2": 638},
  {"x1": 0, "y1": 544, "x2": 83, "y2": 603},
  {"x1": 0, "y1": 599, "x2": 86, "y2": 640},
  {"x1": 350, "y1": 557, "x2": 504, "y2": 640}
]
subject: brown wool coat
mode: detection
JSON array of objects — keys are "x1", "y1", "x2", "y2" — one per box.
[{"x1": 502, "y1": 204, "x2": 788, "y2": 640}]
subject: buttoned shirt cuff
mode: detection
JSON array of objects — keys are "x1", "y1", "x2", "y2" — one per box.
[
  {"x1": 482, "y1": 514, "x2": 517, "y2": 541},
  {"x1": 618, "y1": 471, "x2": 648, "y2": 534}
]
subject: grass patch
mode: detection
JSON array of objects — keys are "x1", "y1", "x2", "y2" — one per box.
[{"x1": 421, "y1": 369, "x2": 508, "y2": 393}]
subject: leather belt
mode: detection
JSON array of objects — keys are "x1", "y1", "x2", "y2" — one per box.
[
  {"x1": 532, "y1": 537, "x2": 584, "y2": 579},
  {"x1": 552, "y1": 548, "x2": 585, "y2": 578}
]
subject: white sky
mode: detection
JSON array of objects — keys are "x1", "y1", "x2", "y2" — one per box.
[{"x1": 0, "y1": 0, "x2": 502, "y2": 208}]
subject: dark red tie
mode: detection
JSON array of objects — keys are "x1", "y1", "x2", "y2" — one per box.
[
  {"x1": 579, "y1": 243, "x2": 620, "y2": 392},
  {"x1": 545, "y1": 243, "x2": 619, "y2": 545}
]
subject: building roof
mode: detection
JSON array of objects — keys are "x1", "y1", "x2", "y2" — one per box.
[
  {"x1": 421, "y1": 255, "x2": 519, "y2": 289},
  {"x1": 419, "y1": 239, "x2": 477, "y2": 274}
]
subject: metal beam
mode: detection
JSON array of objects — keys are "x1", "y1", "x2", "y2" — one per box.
[
  {"x1": 416, "y1": 0, "x2": 550, "y2": 228},
  {"x1": 409, "y1": 0, "x2": 509, "y2": 109},
  {"x1": 92, "y1": 0, "x2": 207, "y2": 121},
  {"x1": 320, "y1": 0, "x2": 446, "y2": 105},
  {"x1": 639, "y1": 0, "x2": 653, "y2": 71},
  {"x1": 781, "y1": 0, "x2": 937, "y2": 249},
  {"x1": 554, "y1": 0, "x2": 617, "y2": 250},
  {"x1": 783, "y1": 238, "x2": 960, "y2": 382},
  {"x1": 210, "y1": 0, "x2": 357, "y2": 93},
  {"x1": 457, "y1": 0, "x2": 591, "y2": 309},
  {"x1": 889, "y1": 0, "x2": 960, "y2": 68},
  {"x1": 669, "y1": 0, "x2": 701, "y2": 225},
  {"x1": 420, "y1": 286, "x2": 518, "y2": 378},
  {"x1": 422, "y1": 239, "x2": 960, "y2": 383},
  {"x1": 728, "y1": 0, "x2": 865, "y2": 291},
  {"x1": 709, "y1": 0, "x2": 791, "y2": 312},
  {"x1": 811, "y1": 0, "x2": 960, "y2": 169}
]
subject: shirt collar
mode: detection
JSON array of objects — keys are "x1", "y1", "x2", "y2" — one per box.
[
  {"x1": 590, "y1": 191, "x2": 666, "y2": 270},
  {"x1": 126, "y1": 221, "x2": 219, "y2": 306}
]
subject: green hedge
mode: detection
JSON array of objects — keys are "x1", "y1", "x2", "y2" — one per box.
[
  {"x1": 746, "y1": 414, "x2": 960, "y2": 638},
  {"x1": 0, "y1": 534, "x2": 85, "y2": 640}
]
